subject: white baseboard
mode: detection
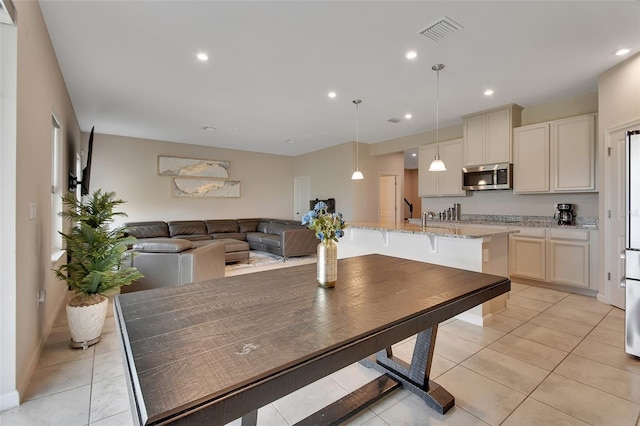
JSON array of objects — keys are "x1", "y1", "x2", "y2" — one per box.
[{"x1": 0, "y1": 390, "x2": 20, "y2": 411}]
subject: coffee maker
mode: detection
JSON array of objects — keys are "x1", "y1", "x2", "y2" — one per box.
[{"x1": 554, "y1": 203, "x2": 575, "y2": 225}]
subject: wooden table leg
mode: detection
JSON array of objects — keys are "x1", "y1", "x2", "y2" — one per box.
[
  {"x1": 241, "y1": 409, "x2": 257, "y2": 426},
  {"x1": 360, "y1": 324, "x2": 454, "y2": 414}
]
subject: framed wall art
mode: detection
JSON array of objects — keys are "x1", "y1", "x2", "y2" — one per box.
[
  {"x1": 158, "y1": 156, "x2": 230, "y2": 179},
  {"x1": 171, "y1": 178, "x2": 240, "y2": 198}
]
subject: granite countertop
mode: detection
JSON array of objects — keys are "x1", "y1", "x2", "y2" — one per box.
[
  {"x1": 348, "y1": 221, "x2": 516, "y2": 239},
  {"x1": 411, "y1": 214, "x2": 599, "y2": 230}
]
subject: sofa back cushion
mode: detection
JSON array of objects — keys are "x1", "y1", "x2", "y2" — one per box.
[
  {"x1": 204, "y1": 220, "x2": 239, "y2": 234},
  {"x1": 168, "y1": 220, "x2": 207, "y2": 237},
  {"x1": 132, "y1": 238, "x2": 193, "y2": 253},
  {"x1": 237, "y1": 218, "x2": 260, "y2": 233},
  {"x1": 256, "y1": 220, "x2": 271, "y2": 234},
  {"x1": 123, "y1": 221, "x2": 170, "y2": 239}
]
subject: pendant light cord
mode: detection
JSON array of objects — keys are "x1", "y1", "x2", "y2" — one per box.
[{"x1": 436, "y1": 68, "x2": 440, "y2": 155}]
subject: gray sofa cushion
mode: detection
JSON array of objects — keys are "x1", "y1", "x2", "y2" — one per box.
[
  {"x1": 260, "y1": 234, "x2": 281, "y2": 248},
  {"x1": 211, "y1": 232, "x2": 246, "y2": 241},
  {"x1": 133, "y1": 238, "x2": 193, "y2": 253},
  {"x1": 237, "y1": 218, "x2": 260, "y2": 233},
  {"x1": 171, "y1": 234, "x2": 213, "y2": 242},
  {"x1": 124, "y1": 221, "x2": 169, "y2": 238},
  {"x1": 205, "y1": 219, "x2": 239, "y2": 234},
  {"x1": 246, "y1": 232, "x2": 269, "y2": 243},
  {"x1": 168, "y1": 220, "x2": 208, "y2": 238}
]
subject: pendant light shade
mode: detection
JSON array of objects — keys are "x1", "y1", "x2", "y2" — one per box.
[
  {"x1": 429, "y1": 64, "x2": 447, "y2": 172},
  {"x1": 351, "y1": 99, "x2": 364, "y2": 180}
]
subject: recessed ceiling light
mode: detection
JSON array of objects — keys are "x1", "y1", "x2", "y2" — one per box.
[
  {"x1": 406, "y1": 51, "x2": 417, "y2": 59},
  {"x1": 328, "y1": 91, "x2": 337, "y2": 98},
  {"x1": 616, "y1": 48, "x2": 631, "y2": 56},
  {"x1": 484, "y1": 89, "x2": 494, "y2": 96},
  {"x1": 412, "y1": 153, "x2": 417, "y2": 157},
  {"x1": 196, "y1": 52, "x2": 209, "y2": 62},
  {"x1": 405, "y1": 113, "x2": 412, "y2": 119}
]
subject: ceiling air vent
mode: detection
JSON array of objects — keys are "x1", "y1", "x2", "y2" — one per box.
[
  {"x1": 417, "y1": 16, "x2": 463, "y2": 42},
  {"x1": 387, "y1": 118, "x2": 402, "y2": 124}
]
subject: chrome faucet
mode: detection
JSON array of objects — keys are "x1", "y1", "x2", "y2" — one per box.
[{"x1": 422, "y1": 210, "x2": 435, "y2": 226}]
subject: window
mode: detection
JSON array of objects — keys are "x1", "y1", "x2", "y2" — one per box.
[{"x1": 51, "y1": 114, "x2": 63, "y2": 253}]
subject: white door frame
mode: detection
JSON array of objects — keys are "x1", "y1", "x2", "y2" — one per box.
[
  {"x1": 293, "y1": 176, "x2": 310, "y2": 221},
  {"x1": 602, "y1": 119, "x2": 640, "y2": 308}
]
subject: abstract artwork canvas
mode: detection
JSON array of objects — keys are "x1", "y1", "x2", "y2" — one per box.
[
  {"x1": 158, "y1": 156, "x2": 230, "y2": 179},
  {"x1": 172, "y1": 178, "x2": 240, "y2": 198}
]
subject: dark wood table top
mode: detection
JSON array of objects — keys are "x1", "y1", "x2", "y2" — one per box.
[{"x1": 115, "y1": 254, "x2": 510, "y2": 425}]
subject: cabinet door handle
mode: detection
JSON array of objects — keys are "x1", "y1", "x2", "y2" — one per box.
[{"x1": 621, "y1": 251, "x2": 626, "y2": 260}]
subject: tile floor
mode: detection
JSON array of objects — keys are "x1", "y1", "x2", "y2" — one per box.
[{"x1": 3, "y1": 281, "x2": 640, "y2": 425}]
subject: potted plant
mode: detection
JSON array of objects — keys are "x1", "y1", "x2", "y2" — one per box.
[{"x1": 54, "y1": 189, "x2": 143, "y2": 349}]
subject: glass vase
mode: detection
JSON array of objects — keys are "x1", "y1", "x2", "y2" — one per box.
[{"x1": 317, "y1": 240, "x2": 338, "y2": 288}]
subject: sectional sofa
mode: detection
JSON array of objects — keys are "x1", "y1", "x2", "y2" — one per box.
[{"x1": 123, "y1": 218, "x2": 318, "y2": 259}]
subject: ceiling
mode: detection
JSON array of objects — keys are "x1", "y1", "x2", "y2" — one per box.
[{"x1": 39, "y1": 1, "x2": 640, "y2": 160}]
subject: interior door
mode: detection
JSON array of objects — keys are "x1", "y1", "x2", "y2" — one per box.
[
  {"x1": 379, "y1": 175, "x2": 397, "y2": 223},
  {"x1": 606, "y1": 125, "x2": 639, "y2": 309},
  {"x1": 293, "y1": 176, "x2": 310, "y2": 221}
]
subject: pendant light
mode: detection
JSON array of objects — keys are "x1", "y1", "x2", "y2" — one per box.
[
  {"x1": 428, "y1": 64, "x2": 447, "y2": 172},
  {"x1": 351, "y1": 99, "x2": 364, "y2": 180}
]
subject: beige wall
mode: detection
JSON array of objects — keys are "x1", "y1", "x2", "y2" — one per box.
[
  {"x1": 90, "y1": 134, "x2": 295, "y2": 225},
  {"x1": 293, "y1": 142, "x2": 404, "y2": 222},
  {"x1": 3, "y1": 1, "x2": 81, "y2": 406}
]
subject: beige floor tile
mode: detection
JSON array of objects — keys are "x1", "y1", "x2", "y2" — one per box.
[
  {"x1": 436, "y1": 366, "x2": 526, "y2": 426},
  {"x1": 36, "y1": 340, "x2": 95, "y2": 369},
  {"x1": 90, "y1": 409, "x2": 134, "y2": 425},
  {"x1": 45, "y1": 325, "x2": 72, "y2": 346},
  {"x1": 89, "y1": 375, "x2": 130, "y2": 423},
  {"x1": 587, "y1": 324, "x2": 625, "y2": 349},
  {"x1": 511, "y1": 323, "x2": 583, "y2": 352},
  {"x1": 485, "y1": 314, "x2": 524, "y2": 333},
  {"x1": 498, "y1": 305, "x2": 542, "y2": 322},
  {"x1": 461, "y1": 348, "x2": 549, "y2": 394},
  {"x1": 225, "y1": 404, "x2": 289, "y2": 426},
  {"x1": 378, "y1": 393, "x2": 490, "y2": 425},
  {"x1": 528, "y1": 312, "x2": 595, "y2": 337},
  {"x1": 24, "y1": 356, "x2": 93, "y2": 401},
  {"x1": 572, "y1": 339, "x2": 640, "y2": 376},
  {"x1": 599, "y1": 315, "x2": 625, "y2": 332},
  {"x1": 556, "y1": 354, "x2": 640, "y2": 404},
  {"x1": 92, "y1": 350, "x2": 126, "y2": 384},
  {"x1": 544, "y1": 304, "x2": 605, "y2": 326},
  {"x1": 94, "y1": 331, "x2": 122, "y2": 354},
  {"x1": 330, "y1": 362, "x2": 383, "y2": 393},
  {"x1": 272, "y1": 376, "x2": 348, "y2": 424},
  {"x1": 516, "y1": 286, "x2": 569, "y2": 304},
  {"x1": 441, "y1": 320, "x2": 506, "y2": 346},
  {"x1": 609, "y1": 307, "x2": 626, "y2": 319},
  {"x1": 509, "y1": 282, "x2": 530, "y2": 295},
  {"x1": 507, "y1": 294, "x2": 553, "y2": 312},
  {"x1": 367, "y1": 387, "x2": 411, "y2": 415},
  {"x1": 385, "y1": 339, "x2": 456, "y2": 379},
  {"x1": 434, "y1": 329, "x2": 484, "y2": 364},
  {"x1": 489, "y1": 334, "x2": 568, "y2": 371},
  {"x1": 557, "y1": 293, "x2": 613, "y2": 315},
  {"x1": 0, "y1": 385, "x2": 90, "y2": 426},
  {"x1": 502, "y1": 398, "x2": 589, "y2": 426},
  {"x1": 531, "y1": 373, "x2": 640, "y2": 426}
]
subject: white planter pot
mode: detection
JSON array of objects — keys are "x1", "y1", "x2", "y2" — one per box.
[{"x1": 66, "y1": 296, "x2": 108, "y2": 349}]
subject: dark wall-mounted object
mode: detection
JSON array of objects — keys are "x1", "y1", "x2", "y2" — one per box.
[
  {"x1": 310, "y1": 198, "x2": 335, "y2": 213},
  {"x1": 68, "y1": 126, "x2": 94, "y2": 195}
]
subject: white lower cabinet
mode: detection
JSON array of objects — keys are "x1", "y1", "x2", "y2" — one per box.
[
  {"x1": 547, "y1": 228, "x2": 590, "y2": 289},
  {"x1": 510, "y1": 228, "x2": 546, "y2": 281},
  {"x1": 510, "y1": 227, "x2": 596, "y2": 290}
]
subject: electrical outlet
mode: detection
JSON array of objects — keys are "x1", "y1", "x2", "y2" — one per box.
[
  {"x1": 37, "y1": 290, "x2": 46, "y2": 304},
  {"x1": 29, "y1": 202, "x2": 37, "y2": 220}
]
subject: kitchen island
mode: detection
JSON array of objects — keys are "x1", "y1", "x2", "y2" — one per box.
[{"x1": 338, "y1": 221, "x2": 516, "y2": 325}]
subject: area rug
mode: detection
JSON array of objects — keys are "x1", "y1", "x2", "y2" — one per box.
[{"x1": 225, "y1": 251, "x2": 316, "y2": 276}]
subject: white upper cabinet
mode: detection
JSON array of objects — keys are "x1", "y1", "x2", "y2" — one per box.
[
  {"x1": 463, "y1": 104, "x2": 523, "y2": 166},
  {"x1": 513, "y1": 123, "x2": 550, "y2": 193},
  {"x1": 513, "y1": 113, "x2": 596, "y2": 194},
  {"x1": 551, "y1": 114, "x2": 596, "y2": 192},
  {"x1": 418, "y1": 138, "x2": 466, "y2": 197}
]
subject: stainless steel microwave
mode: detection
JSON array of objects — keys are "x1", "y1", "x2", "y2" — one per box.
[{"x1": 462, "y1": 163, "x2": 513, "y2": 190}]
